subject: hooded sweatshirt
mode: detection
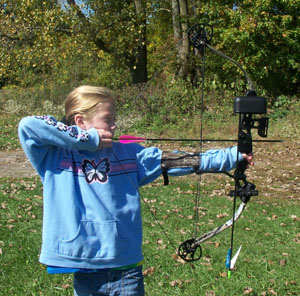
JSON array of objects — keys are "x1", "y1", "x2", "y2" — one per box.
[{"x1": 18, "y1": 115, "x2": 242, "y2": 270}]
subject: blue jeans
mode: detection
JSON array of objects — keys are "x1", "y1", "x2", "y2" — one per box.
[{"x1": 73, "y1": 266, "x2": 144, "y2": 296}]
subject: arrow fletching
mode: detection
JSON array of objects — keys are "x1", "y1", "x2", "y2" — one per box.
[
  {"x1": 119, "y1": 135, "x2": 146, "y2": 144},
  {"x1": 226, "y1": 245, "x2": 242, "y2": 270}
]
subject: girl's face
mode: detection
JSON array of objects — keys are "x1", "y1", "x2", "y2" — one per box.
[{"x1": 83, "y1": 99, "x2": 117, "y2": 135}]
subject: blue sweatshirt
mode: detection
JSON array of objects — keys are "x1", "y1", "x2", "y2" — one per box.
[{"x1": 18, "y1": 115, "x2": 242, "y2": 271}]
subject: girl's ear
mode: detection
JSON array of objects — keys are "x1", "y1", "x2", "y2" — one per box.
[{"x1": 74, "y1": 114, "x2": 86, "y2": 130}]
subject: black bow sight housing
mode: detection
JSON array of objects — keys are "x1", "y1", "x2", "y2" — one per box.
[
  {"x1": 231, "y1": 91, "x2": 269, "y2": 201},
  {"x1": 234, "y1": 91, "x2": 269, "y2": 139}
]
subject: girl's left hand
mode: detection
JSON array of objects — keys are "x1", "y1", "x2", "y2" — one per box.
[{"x1": 242, "y1": 152, "x2": 254, "y2": 166}]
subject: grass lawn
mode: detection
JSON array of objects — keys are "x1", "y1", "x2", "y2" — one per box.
[
  {"x1": 0, "y1": 106, "x2": 299, "y2": 295},
  {"x1": 0, "y1": 173, "x2": 299, "y2": 295}
]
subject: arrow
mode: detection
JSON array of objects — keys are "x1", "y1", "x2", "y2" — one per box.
[
  {"x1": 116, "y1": 134, "x2": 282, "y2": 144},
  {"x1": 117, "y1": 134, "x2": 237, "y2": 144}
]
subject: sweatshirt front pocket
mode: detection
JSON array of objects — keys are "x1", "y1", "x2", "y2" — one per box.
[{"x1": 59, "y1": 220, "x2": 128, "y2": 259}]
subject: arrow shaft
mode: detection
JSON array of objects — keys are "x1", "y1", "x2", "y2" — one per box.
[{"x1": 116, "y1": 137, "x2": 282, "y2": 143}]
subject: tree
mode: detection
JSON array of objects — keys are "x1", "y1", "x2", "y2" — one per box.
[
  {"x1": 65, "y1": 0, "x2": 148, "y2": 84},
  {"x1": 0, "y1": 0, "x2": 150, "y2": 86},
  {"x1": 1, "y1": 0, "x2": 299, "y2": 99},
  {"x1": 171, "y1": 0, "x2": 190, "y2": 79},
  {"x1": 0, "y1": 0, "x2": 72, "y2": 86},
  {"x1": 192, "y1": 0, "x2": 300, "y2": 98}
]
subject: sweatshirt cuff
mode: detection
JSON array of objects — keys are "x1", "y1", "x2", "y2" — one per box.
[
  {"x1": 199, "y1": 146, "x2": 244, "y2": 172},
  {"x1": 87, "y1": 128, "x2": 100, "y2": 151}
]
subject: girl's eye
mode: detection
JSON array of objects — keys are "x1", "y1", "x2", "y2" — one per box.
[{"x1": 104, "y1": 117, "x2": 116, "y2": 124}]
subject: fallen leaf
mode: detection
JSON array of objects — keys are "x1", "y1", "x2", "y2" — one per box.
[
  {"x1": 294, "y1": 233, "x2": 300, "y2": 243},
  {"x1": 214, "y1": 242, "x2": 220, "y2": 248},
  {"x1": 291, "y1": 215, "x2": 300, "y2": 222},
  {"x1": 243, "y1": 287, "x2": 253, "y2": 294},
  {"x1": 156, "y1": 239, "x2": 163, "y2": 245},
  {"x1": 172, "y1": 253, "x2": 186, "y2": 264},
  {"x1": 279, "y1": 259, "x2": 286, "y2": 267},
  {"x1": 143, "y1": 266, "x2": 155, "y2": 276},
  {"x1": 216, "y1": 213, "x2": 229, "y2": 219},
  {"x1": 268, "y1": 288, "x2": 277, "y2": 295},
  {"x1": 170, "y1": 279, "x2": 182, "y2": 287},
  {"x1": 61, "y1": 284, "x2": 71, "y2": 289}
]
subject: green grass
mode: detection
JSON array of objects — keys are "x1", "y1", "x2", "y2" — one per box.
[
  {"x1": 1, "y1": 176, "x2": 299, "y2": 295},
  {"x1": 0, "y1": 115, "x2": 22, "y2": 151}
]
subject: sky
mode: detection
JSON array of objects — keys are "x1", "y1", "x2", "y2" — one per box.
[{"x1": 59, "y1": 0, "x2": 92, "y2": 15}]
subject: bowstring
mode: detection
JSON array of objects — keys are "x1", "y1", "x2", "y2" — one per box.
[
  {"x1": 228, "y1": 145, "x2": 240, "y2": 272},
  {"x1": 112, "y1": 35, "x2": 208, "y2": 256},
  {"x1": 193, "y1": 42, "x2": 206, "y2": 243}
]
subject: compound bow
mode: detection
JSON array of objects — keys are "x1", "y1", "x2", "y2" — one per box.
[
  {"x1": 113, "y1": 23, "x2": 281, "y2": 274},
  {"x1": 177, "y1": 24, "x2": 274, "y2": 274}
]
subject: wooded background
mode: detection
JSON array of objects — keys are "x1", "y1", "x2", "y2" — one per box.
[{"x1": 1, "y1": 0, "x2": 299, "y2": 106}]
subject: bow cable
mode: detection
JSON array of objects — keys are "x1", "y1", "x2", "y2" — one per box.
[
  {"x1": 111, "y1": 149, "x2": 179, "y2": 254},
  {"x1": 192, "y1": 27, "x2": 207, "y2": 260}
]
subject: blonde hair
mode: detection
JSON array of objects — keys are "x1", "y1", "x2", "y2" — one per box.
[{"x1": 64, "y1": 85, "x2": 115, "y2": 125}]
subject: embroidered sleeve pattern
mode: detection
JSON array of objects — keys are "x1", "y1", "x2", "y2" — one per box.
[{"x1": 35, "y1": 115, "x2": 90, "y2": 142}]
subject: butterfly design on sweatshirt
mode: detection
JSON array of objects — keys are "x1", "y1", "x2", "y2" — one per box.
[{"x1": 82, "y1": 158, "x2": 110, "y2": 184}]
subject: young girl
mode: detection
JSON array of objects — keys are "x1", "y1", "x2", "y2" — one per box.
[{"x1": 18, "y1": 85, "x2": 253, "y2": 296}]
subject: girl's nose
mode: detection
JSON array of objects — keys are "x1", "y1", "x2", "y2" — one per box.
[{"x1": 111, "y1": 122, "x2": 117, "y2": 131}]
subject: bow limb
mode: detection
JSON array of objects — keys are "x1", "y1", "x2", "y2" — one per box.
[{"x1": 178, "y1": 201, "x2": 247, "y2": 262}]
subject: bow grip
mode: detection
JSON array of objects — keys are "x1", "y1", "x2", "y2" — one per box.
[
  {"x1": 236, "y1": 131, "x2": 251, "y2": 177},
  {"x1": 238, "y1": 130, "x2": 252, "y2": 155}
]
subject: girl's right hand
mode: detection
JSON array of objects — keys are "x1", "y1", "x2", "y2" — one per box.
[{"x1": 97, "y1": 129, "x2": 113, "y2": 149}]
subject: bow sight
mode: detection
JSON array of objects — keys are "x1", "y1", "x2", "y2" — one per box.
[{"x1": 231, "y1": 91, "x2": 269, "y2": 202}]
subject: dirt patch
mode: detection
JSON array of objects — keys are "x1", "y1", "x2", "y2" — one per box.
[
  {"x1": 0, "y1": 140, "x2": 299, "y2": 202},
  {"x1": 0, "y1": 150, "x2": 37, "y2": 178}
]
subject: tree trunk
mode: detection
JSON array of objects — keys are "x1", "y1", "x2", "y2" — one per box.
[
  {"x1": 178, "y1": 0, "x2": 189, "y2": 79},
  {"x1": 171, "y1": 0, "x2": 190, "y2": 80},
  {"x1": 130, "y1": 0, "x2": 148, "y2": 84},
  {"x1": 68, "y1": 0, "x2": 148, "y2": 85},
  {"x1": 128, "y1": 42, "x2": 148, "y2": 84},
  {"x1": 172, "y1": 0, "x2": 181, "y2": 41}
]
